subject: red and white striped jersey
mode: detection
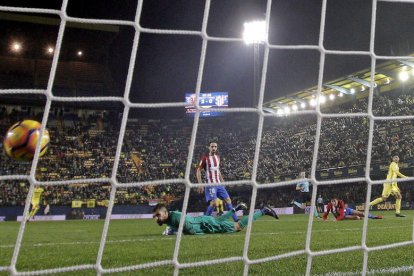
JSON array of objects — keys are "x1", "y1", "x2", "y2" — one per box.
[
  {"x1": 323, "y1": 200, "x2": 345, "y2": 221},
  {"x1": 198, "y1": 154, "x2": 221, "y2": 183}
]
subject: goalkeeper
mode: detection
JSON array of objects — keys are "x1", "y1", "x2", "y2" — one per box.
[{"x1": 153, "y1": 203, "x2": 278, "y2": 235}]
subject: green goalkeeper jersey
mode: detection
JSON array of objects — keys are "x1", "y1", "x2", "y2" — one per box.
[{"x1": 167, "y1": 211, "x2": 235, "y2": 235}]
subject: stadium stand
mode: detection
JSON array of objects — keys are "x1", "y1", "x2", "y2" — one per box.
[{"x1": 1, "y1": 89, "x2": 414, "y2": 210}]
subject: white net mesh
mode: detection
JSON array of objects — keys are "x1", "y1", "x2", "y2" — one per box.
[{"x1": 1, "y1": 0, "x2": 414, "y2": 275}]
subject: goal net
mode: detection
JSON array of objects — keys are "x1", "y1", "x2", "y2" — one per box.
[{"x1": 0, "y1": 0, "x2": 414, "y2": 275}]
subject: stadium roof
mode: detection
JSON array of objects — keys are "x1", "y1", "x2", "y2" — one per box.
[
  {"x1": 0, "y1": 11, "x2": 120, "y2": 32},
  {"x1": 263, "y1": 56, "x2": 414, "y2": 112}
]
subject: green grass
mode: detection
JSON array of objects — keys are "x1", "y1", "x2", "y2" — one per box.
[{"x1": 0, "y1": 211, "x2": 413, "y2": 275}]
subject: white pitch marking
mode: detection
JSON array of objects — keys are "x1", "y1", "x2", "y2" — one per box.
[
  {"x1": 0, "y1": 224, "x2": 410, "y2": 248},
  {"x1": 317, "y1": 265, "x2": 414, "y2": 276}
]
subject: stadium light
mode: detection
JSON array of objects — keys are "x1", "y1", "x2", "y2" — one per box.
[
  {"x1": 47, "y1": 47, "x2": 54, "y2": 54},
  {"x1": 399, "y1": 71, "x2": 409, "y2": 82},
  {"x1": 350, "y1": 88, "x2": 356, "y2": 94},
  {"x1": 329, "y1": 94, "x2": 335, "y2": 101},
  {"x1": 309, "y1": 99, "x2": 317, "y2": 107},
  {"x1": 338, "y1": 92, "x2": 344, "y2": 97},
  {"x1": 276, "y1": 109, "x2": 284, "y2": 115},
  {"x1": 360, "y1": 86, "x2": 365, "y2": 92},
  {"x1": 243, "y1": 20, "x2": 267, "y2": 44},
  {"x1": 320, "y1": 95, "x2": 326, "y2": 104},
  {"x1": 300, "y1": 102, "x2": 306, "y2": 109},
  {"x1": 243, "y1": 20, "x2": 267, "y2": 107},
  {"x1": 284, "y1": 106, "x2": 290, "y2": 114},
  {"x1": 292, "y1": 104, "x2": 298, "y2": 111},
  {"x1": 11, "y1": 42, "x2": 22, "y2": 52},
  {"x1": 77, "y1": 50, "x2": 83, "y2": 56}
]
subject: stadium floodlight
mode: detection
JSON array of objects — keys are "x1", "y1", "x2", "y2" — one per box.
[
  {"x1": 243, "y1": 20, "x2": 267, "y2": 44},
  {"x1": 47, "y1": 47, "x2": 54, "y2": 54},
  {"x1": 319, "y1": 95, "x2": 326, "y2": 104},
  {"x1": 338, "y1": 92, "x2": 344, "y2": 97},
  {"x1": 350, "y1": 88, "x2": 356, "y2": 94},
  {"x1": 292, "y1": 104, "x2": 298, "y2": 111},
  {"x1": 300, "y1": 102, "x2": 306, "y2": 108},
  {"x1": 399, "y1": 71, "x2": 409, "y2": 82},
  {"x1": 276, "y1": 109, "x2": 284, "y2": 115},
  {"x1": 77, "y1": 50, "x2": 83, "y2": 56},
  {"x1": 11, "y1": 42, "x2": 21, "y2": 52},
  {"x1": 309, "y1": 98, "x2": 317, "y2": 107},
  {"x1": 329, "y1": 94, "x2": 335, "y2": 101},
  {"x1": 284, "y1": 106, "x2": 291, "y2": 114},
  {"x1": 243, "y1": 20, "x2": 267, "y2": 106}
]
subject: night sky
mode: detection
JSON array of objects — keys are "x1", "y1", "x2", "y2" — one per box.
[{"x1": 1, "y1": 0, "x2": 414, "y2": 109}]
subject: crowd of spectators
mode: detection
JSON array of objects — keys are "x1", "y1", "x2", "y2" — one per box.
[{"x1": 1, "y1": 90, "x2": 414, "y2": 209}]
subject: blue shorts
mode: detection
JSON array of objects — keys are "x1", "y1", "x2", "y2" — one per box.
[
  {"x1": 345, "y1": 208, "x2": 354, "y2": 216},
  {"x1": 205, "y1": 186, "x2": 230, "y2": 202}
]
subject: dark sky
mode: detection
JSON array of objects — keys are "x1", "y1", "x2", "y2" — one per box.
[{"x1": 2, "y1": 0, "x2": 414, "y2": 108}]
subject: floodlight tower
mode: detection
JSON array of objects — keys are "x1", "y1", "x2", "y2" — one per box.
[{"x1": 243, "y1": 20, "x2": 267, "y2": 107}]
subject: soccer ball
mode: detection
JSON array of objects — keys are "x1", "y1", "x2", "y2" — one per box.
[{"x1": 3, "y1": 120, "x2": 50, "y2": 162}]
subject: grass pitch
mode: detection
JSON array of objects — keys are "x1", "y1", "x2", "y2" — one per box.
[{"x1": 0, "y1": 211, "x2": 413, "y2": 275}]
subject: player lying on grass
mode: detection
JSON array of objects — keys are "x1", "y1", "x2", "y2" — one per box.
[
  {"x1": 323, "y1": 198, "x2": 383, "y2": 221},
  {"x1": 153, "y1": 203, "x2": 278, "y2": 235}
]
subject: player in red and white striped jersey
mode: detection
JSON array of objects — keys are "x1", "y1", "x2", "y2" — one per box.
[
  {"x1": 196, "y1": 142, "x2": 239, "y2": 221},
  {"x1": 323, "y1": 198, "x2": 383, "y2": 221}
]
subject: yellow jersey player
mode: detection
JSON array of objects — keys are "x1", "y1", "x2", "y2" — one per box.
[
  {"x1": 27, "y1": 186, "x2": 44, "y2": 221},
  {"x1": 215, "y1": 198, "x2": 224, "y2": 216},
  {"x1": 370, "y1": 156, "x2": 406, "y2": 217}
]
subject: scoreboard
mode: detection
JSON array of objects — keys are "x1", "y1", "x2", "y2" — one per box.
[{"x1": 185, "y1": 92, "x2": 228, "y2": 117}]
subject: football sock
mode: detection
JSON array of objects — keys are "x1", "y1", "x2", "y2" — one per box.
[
  {"x1": 314, "y1": 208, "x2": 319, "y2": 217},
  {"x1": 368, "y1": 214, "x2": 374, "y2": 219},
  {"x1": 225, "y1": 202, "x2": 239, "y2": 221},
  {"x1": 293, "y1": 201, "x2": 302, "y2": 208},
  {"x1": 206, "y1": 205, "x2": 214, "y2": 216},
  {"x1": 369, "y1": 197, "x2": 383, "y2": 206},
  {"x1": 395, "y1": 198, "x2": 401, "y2": 214},
  {"x1": 29, "y1": 206, "x2": 39, "y2": 218},
  {"x1": 238, "y1": 211, "x2": 263, "y2": 229}
]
